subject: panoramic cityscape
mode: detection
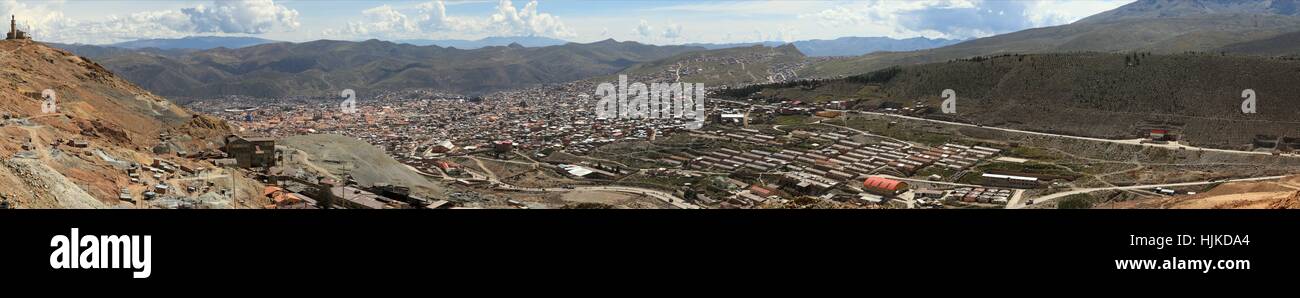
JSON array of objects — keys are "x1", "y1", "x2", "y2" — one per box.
[
  {"x1": 1, "y1": 0, "x2": 1299, "y2": 210},
  {"x1": 5, "y1": 0, "x2": 1300, "y2": 286}
]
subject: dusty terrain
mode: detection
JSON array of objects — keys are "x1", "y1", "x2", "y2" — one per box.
[
  {"x1": 279, "y1": 134, "x2": 446, "y2": 198},
  {"x1": 0, "y1": 39, "x2": 241, "y2": 208},
  {"x1": 1098, "y1": 176, "x2": 1300, "y2": 209}
]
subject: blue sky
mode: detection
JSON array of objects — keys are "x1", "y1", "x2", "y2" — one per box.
[{"x1": 3, "y1": 0, "x2": 1134, "y2": 45}]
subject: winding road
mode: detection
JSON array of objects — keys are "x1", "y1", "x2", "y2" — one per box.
[
  {"x1": 460, "y1": 156, "x2": 699, "y2": 209},
  {"x1": 717, "y1": 98, "x2": 1300, "y2": 208},
  {"x1": 494, "y1": 181, "x2": 699, "y2": 209},
  {"x1": 715, "y1": 99, "x2": 1299, "y2": 158}
]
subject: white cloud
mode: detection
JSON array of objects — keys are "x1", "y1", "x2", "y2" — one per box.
[
  {"x1": 635, "y1": 19, "x2": 654, "y2": 38},
  {"x1": 803, "y1": 0, "x2": 974, "y2": 39},
  {"x1": 1, "y1": 0, "x2": 76, "y2": 38},
  {"x1": 804, "y1": 0, "x2": 1130, "y2": 40},
  {"x1": 1023, "y1": 0, "x2": 1132, "y2": 27},
  {"x1": 485, "y1": 0, "x2": 573, "y2": 37},
  {"x1": 776, "y1": 25, "x2": 796, "y2": 43},
  {"x1": 648, "y1": 1, "x2": 827, "y2": 16},
  {"x1": 630, "y1": 19, "x2": 684, "y2": 42},
  {"x1": 3, "y1": 0, "x2": 1132, "y2": 45},
  {"x1": 2, "y1": 0, "x2": 300, "y2": 44},
  {"x1": 662, "y1": 22, "x2": 682, "y2": 40},
  {"x1": 182, "y1": 0, "x2": 300, "y2": 34},
  {"x1": 337, "y1": 5, "x2": 418, "y2": 38},
  {"x1": 325, "y1": 0, "x2": 572, "y2": 40},
  {"x1": 416, "y1": 0, "x2": 477, "y2": 32}
]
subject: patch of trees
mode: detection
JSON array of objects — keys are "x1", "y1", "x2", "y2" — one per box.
[
  {"x1": 716, "y1": 78, "x2": 838, "y2": 99},
  {"x1": 1125, "y1": 52, "x2": 1150, "y2": 66},
  {"x1": 844, "y1": 66, "x2": 902, "y2": 84},
  {"x1": 1057, "y1": 194, "x2": 1095, "y2": 209}
]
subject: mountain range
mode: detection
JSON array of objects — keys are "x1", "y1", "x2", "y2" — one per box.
[
  {"x1": 394, "y1": 36, "x2": 570, "y2": 49},
  {"x1": 82, "y1": 34, "x2": 958, "y2": 57},
  {"x1": 1078, "y1": 0, "x2": 1299, "y2": 23},
  {"x1": 393, "y1": 35, "x2": 959, "y2": 56},
  {"x1": 724, "y1": 0, "x2": 1300, "y2": 149},
  {"x1": 43, "y1": 0, "x2": 1300, "y2": 100},
  {"x1": 731, "y1": 51, "x2": 1300, "y2": 148},
  {"x1": 686, "y1": 37, "x2": 963, "y2": 57},
  {"x1": 56, "y1": 39, "x2": 704, "y2": 99},
  {"x1": 46, "y1": 35, "x2": 963, "y2": 98},
  {"x1": 107, "y1": 36, "x2": 282, "y2": 50},
  {"x1": 807, "y1": 0, "x2": 1300, "y2": 76}
]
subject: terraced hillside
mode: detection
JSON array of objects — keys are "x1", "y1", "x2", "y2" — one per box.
[
  {"x1": 725, "y1": 52, "x2": 1300, "y2": 149},
  {"x1": 620, "y1": 44, "x2": 810, "y2": 87}
]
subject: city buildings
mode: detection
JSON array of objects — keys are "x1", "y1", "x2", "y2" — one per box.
[
  {"x1": 862, "y1": 176, "x2": 908, "y2": 196},
  {"x1": 978, "y1": 173, "x2": 1041, "y2": 189},
  {"x1": 223, "y1": 135, "x2": 277, "y2": 169}
]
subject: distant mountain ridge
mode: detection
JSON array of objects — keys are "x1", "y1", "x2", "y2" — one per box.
[
  {"x1": 395, "y1": 36, "x2": 569, "y2": 49},
  {"x1": 108, "y1": 36, "x2": 281, "y2": 50},
  {"x1": 684, "y1": 36, "x2": 962, "y2": 57},
  {"x1": 1079, "y1": 0, "x2": 1300, "y2": 23},
  {"x1": 807, "y1": 0, "x2": 1300, "y2": 77},
  {"x1": 683, "y1": 41, "x2": 788, "y2": 50},
  {"x1": 47, "y1": 0, "x2": 1300, "y2": 100},
  {"x1": 48, "y1": 36, "x2": 282, "y2": 60},
  {"x1": 732, "y1": 52, "x2": 1300, "y2": 148},
  {"x1": 47, "y1": 43, "x2": 194, "y2": 59},
  {"x1": 54, "y1": 39, "x2": 704, "y2": 99}
]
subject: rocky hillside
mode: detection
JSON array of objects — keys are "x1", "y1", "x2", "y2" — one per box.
[
  {"x1": 279, "y1": 134, "x2": 445, "y2": 199},
  {"x1": 0, "y1": 39, "x2": 241, "y2": 208},
  {"x1": 806, "y1": 0, "x2": 1300, "y2": 77},
  {"x1": 1078, "y1": 0, "x2": 1300, "y2": 23}
]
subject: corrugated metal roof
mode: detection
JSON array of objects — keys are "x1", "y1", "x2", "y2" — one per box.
[{"x1": 863, "y1": 176, "x2": 906, "y2": 192}]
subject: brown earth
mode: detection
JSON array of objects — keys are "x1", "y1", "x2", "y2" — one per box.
[
  {"x1": 0, "y1": 40, "x2": 242, "y2": 208},
  {"x1": 1098, "y1": 175, "x2": 1300, "y2": 209}
]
